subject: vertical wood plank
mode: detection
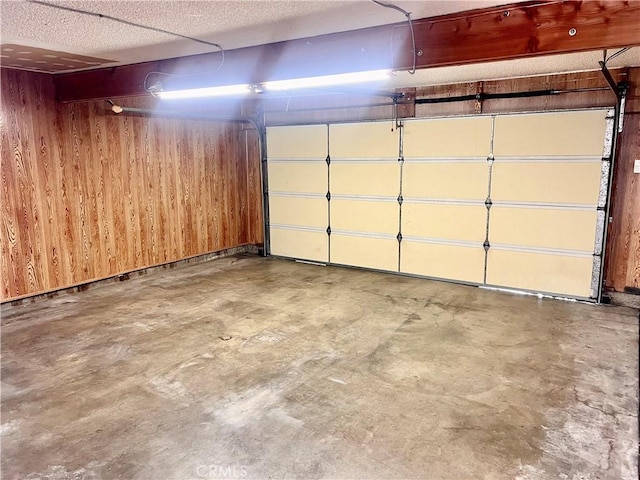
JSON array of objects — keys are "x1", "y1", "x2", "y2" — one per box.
[
  {"x1": 245, "y1": 128, "x2": 264, "y2": 246},
  {"x1": 606, "y1": 113, "x2": 640, "y2": 291}
]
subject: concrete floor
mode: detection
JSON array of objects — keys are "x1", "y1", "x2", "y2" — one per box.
[{"x1": 1, "y1": 254, "x2": 638, "y2": 480}]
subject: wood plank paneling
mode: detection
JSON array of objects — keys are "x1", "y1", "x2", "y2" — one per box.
[
  {"x1": 605, "y1": 66, "x2": 640, "y2": 292},
  {"x1": 2, "y1": 64, "x2": 636, "y2": 296},
  {"x1": 245, "y1": 129, "x2": 264, "y2": 246},
  {"x1": 0, "y1": 69, "x2": 262, "y2": 301}
]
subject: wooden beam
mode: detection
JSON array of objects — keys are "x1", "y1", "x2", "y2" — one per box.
[
  {"x1": 55, "y1": 0, "x2": 640, "y2": 102},
  {"x1": 392, "y1": 0, "x2": 640, "y2": 69}
]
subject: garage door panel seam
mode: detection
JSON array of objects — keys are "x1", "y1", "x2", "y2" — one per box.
[
  {"x1": 494, "y1": 156, "x2": 603, "y2": 163},
  {"x1": 490, "y1": 243, "x2": 595, "y2": 258}
]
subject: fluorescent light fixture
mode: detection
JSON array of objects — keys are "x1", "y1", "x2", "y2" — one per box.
[
  {"x1": 153, "y1": 69, "x2": 391, "y2": 99},
  {"x1": 157, "y1": 84, "x2": 252, "y2": 100},
  {"x1": 263, "y1": 69, "x2": 391, "y2": 91}
]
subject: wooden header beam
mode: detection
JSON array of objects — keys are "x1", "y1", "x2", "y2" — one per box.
[
  {"x1": 54, "y1": 0, "x2": 640, "y2": 102},
  {"x1": 393, "y1": 0, "x2": 640, "y2": 69}
]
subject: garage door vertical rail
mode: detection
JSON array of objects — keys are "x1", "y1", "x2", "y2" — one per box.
[
  {"x1": 397, "y1": 120, "x2": 405, "y2": 272},
  {"x1": 596, "y1": 62, "x2": 628, "y2": 302},
  {"x1": 594, "y1": 110, "x2": 616, "y2": 302},
  {"x1": 258, "y1": 114, "x2": 270, "y2": 256},
  {"x1": 326, "y1": 124, "x2": 332, "y2": 263}
]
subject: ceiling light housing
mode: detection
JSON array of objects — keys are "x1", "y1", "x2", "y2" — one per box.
[
  {"x1": 154, "y1": 69, "x2": 392, "y2": 99},
  {"x1": 157, "y1": 84, "x2": 252, "y2": 100},
  {"x1": 263, "y1": 69, "x2": 391, "y2": 91}
]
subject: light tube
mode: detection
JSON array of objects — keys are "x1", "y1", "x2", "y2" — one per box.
[
  {"x1": 157, "y1": 84, "x2": 252, "y2": 99},
  {"x1": 263, "y1": 69, "x2": 391, "y2": 91}
]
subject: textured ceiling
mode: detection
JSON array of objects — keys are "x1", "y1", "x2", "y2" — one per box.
[
  {"x1": 0, "y1": 43, "x2": 114, "y2": 72},
  {"x1": 0, "y1": 0, "x2": 638, "y2": 85},
  {"x1": 0, "y1": 0, "x2": 531, "y2": 69}
]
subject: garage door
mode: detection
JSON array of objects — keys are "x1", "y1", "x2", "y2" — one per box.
[{"x1": 266, "y1": 109, "x2": 612, "y2": 300}]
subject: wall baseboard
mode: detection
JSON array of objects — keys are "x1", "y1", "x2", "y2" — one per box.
[
  {"x1": 1, "y1": 245, "x2": 262, "y2": 307},
  {"x1": 608, "y1": 292, "x2": 640, "y2": 310}
]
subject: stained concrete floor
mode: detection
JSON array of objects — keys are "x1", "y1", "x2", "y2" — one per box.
[{"x1": 1, "y1": 254, "x2": 638, "y2": 480}]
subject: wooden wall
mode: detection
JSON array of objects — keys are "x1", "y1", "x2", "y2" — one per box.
[
  {"x1": 605, "y1": 68, "x2": 640, "y2": 293},
  {"x1": 2, "y1": 66, "x2": 637, "y2": 299},
  {"x1": 263, "y1": 68, "x2": 640, "y2": 294},
  {"x1": 0, "y1": 68, "x2": 262, "y2": 301}
]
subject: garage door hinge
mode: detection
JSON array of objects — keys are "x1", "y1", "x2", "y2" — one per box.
[
  {"x1": 326, "y1": 226, "x2": 331, "y2": 236},
  {"x1": 485, "y1": 198, "x2": 492, "y2": 208},
  {"x1": 326, "y1": 155, "x2": 331, "y2": 165},
  {"x1": 487, "y1": 155, "x2": 494, "y2": 165},
  {"x1": 397, "y1": 195, "x2": 403, "y2": 205},
  {"x1": 483, "y1": 240, "x2": 490, "y2": 251},
  {"x1": 398, "y1": 156, "x2": 404, "y2": 164},
  {"x1": 397, "y1": 232, "x2": 403, "y2": 242},
  {"x1": 326, "y1": 192, "x2": 331, "y2": 201}
]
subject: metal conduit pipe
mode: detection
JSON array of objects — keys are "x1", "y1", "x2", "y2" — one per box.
[{"x1": 110, "y1": 104, "x2": 252, "y2": 124}]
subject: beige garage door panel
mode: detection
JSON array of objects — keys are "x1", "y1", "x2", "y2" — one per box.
[
  {"x1": 331, "y1": 235, "x2": 398, "y2": 272},
  {"x1": 493, "y1": 110, "x2": 607, "y2": 157},
  {"x1": 486, "y1": 250, "x2": 593, "y2": 298},
  {"x1": 268, "y1": 162, "x2": 328, "y2": 194},
  {"x1": 267, "y1": 125, "x2": 328, "y2": 159},
  {"x1": 270, "y1": 228, "x2": 328, "y2": 262},
  {"x1": 402, "y1": 204, "x2": 486, "y2": 242},
  {"x1": 404, "y1": 116, "x2": 493, "y2": 158},
  {"x1": 269, "y1": 196, "x2": 327, "y2": 229},
  {"x1": 331, "y1": 163, "x2": 400, "y2": 196},
  {"x1": 403, "y1": 163, "x2": 488, "y2": 200},
  {"x1": 330, "y1": 122, "x2": 398, "y2": 158},
  {"x1": 491, "y1": 162, "x2": 602, "y2": 204},
  {"x1": 401, "y1": 242, "x2": 485, "y2": 284},
  {"x1": 490, "y1": 207, "x2": 597, "y2": 251},
  {"x1": 331, "y1": 200, "x2": 398, "y2": 235}
]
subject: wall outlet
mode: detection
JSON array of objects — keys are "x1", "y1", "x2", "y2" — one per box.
[{"x1": 635, "y1": 160, "x2": 640, "y2": 174}]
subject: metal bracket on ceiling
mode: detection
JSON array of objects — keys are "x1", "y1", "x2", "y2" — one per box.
[
  {"x1": 392, "y1": 92, "x2": 407, "y2": 131},
  {"x1": 598, "y1": 60, "x2": 629, "y2": 133}
]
